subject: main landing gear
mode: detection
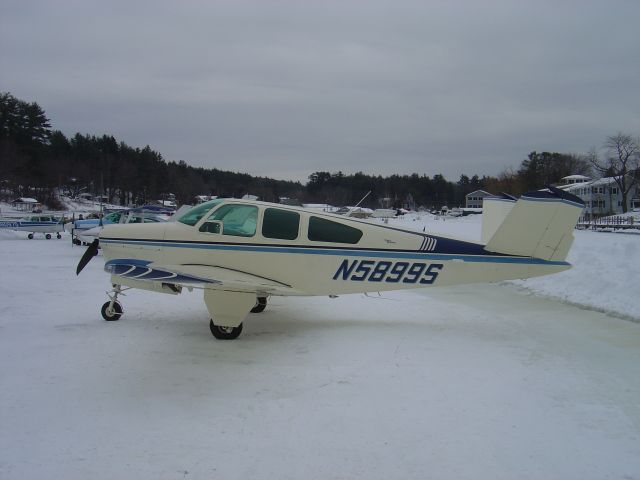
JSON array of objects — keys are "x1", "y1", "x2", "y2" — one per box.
[
  {"x1": 100, "y1": 285, "x2": 126, "y2": 321},
  {"x1": 209, "y1": 320, "x2": 243, "y2": 340},
  {"x1": 251, "y1": 296, "x2": 267, "y2": 313},
  {"x1": 205, "y1": 297, "x2": 267, "y2": 340}
]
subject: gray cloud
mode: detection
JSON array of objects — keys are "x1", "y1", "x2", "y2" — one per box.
[{"x1": 2, "y1": 0, "x2": 639, "y2": 182}]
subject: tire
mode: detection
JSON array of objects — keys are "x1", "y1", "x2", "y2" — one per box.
[
  {"x1": 27, "y1": 233, "x2": 34, "y2": 240},
  {"x1": 45, "y1": 234, "x2": 51, "y2": 240},
  {"x1": 251, "y1": 297, "x2": 267, "y2": 313},
  {"x1": 101, "y1": 301, "x2": 123, "y2": 321},
  {"x1": 209, "y1": 319, "x2": 243, "y2": 340},
  {"x1": 56, "y1": 233, "x2": 62, "y2": 239}
]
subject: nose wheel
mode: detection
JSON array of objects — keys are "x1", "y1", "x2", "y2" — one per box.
[
  {"x1": 100, "y1": 285, "x2": 127, "y2": 321},
  {"x1": 101, "y1": 300, "x2": 123, "y2": 321}
]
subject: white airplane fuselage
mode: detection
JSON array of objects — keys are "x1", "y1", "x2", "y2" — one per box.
[
  {"x1": 99, "y1": 200, "x2": 570, "y2": 298},
  {"x1": 0, "y1": 215, "x2": 64, "y2": 235}
]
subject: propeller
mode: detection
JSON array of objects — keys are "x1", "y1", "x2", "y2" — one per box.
[{"x1": 76, "y1": 239, "x2": 100, "y2": 275}]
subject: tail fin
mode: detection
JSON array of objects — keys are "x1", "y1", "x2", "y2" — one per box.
[
  {"x1": 483, "y1": 186, "x2": 584, "y2": 261},
  {"x1": 481, "y1": 193, "x2": 517, "y2": 244}
]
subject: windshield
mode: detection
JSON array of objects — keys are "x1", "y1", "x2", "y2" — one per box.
[{"x1": 178, "y1": 199, "x2": 224, "y2": 226}]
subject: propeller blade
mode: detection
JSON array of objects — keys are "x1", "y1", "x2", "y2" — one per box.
[{"x1": 76, "y1": 239, "x2": 100, "y2": 275}]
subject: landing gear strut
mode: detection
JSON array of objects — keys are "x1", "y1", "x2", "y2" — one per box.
[{"x1": 101, "y1": 285, "x2": 126, "y2": 321}]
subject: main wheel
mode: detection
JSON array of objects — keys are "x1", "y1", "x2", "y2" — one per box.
[
  {"x1": 101, "y1": 301, "x2": 123, "y2": 321},
  {"x1": 251, "y1": 297, "x2": 267, "y2": 313},
  {"x1": 45, "y1": 234, "x2": 51, "y2": 240},
  {"x1": 209, "y1": 319, "x2": 243, "y2": 340},
  {"x1": 56, "y1": 233, "x2": 62, "y2": 239},
  {"x1": 27, "y1": 233, "x2": 34, "y2": 239}
]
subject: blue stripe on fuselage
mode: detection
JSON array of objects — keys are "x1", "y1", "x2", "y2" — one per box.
[{"x1": 100, "y1": 238, "x2": 569, "y2": 266}]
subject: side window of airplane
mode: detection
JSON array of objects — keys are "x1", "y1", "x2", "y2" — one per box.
[
  {"x1": 262, "y1": 208, "x2": 300, "y2": 240},
  {"x1": 308, "y1": 216, "x2": 363, "y2": 244},
  {"x1": 205, "y1": 204, "x2": 258, "y2": 237}
]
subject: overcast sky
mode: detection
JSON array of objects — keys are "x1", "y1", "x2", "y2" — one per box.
[{"x1": 2, "y1": 0, "x2": 639, "y2": 182}]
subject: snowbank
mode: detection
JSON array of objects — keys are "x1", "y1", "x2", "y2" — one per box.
[
  {"x1": 511, "y1": 229, "x2": 639, "y2": 319},
  {"x1": 382, "y1": 213, "x2": 639, "y2": 320}
]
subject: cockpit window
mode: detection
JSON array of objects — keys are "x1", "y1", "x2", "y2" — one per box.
[
  {"x1": 206, "y1": 204, "x2": 258, "y2": 237},
  {"x1": 178, "y1": 200, "x2": 224, "y2": 226}
]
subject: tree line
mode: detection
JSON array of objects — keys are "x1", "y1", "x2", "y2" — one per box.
[{"x1": 2, "y1": 92, "x2": 636, "y2": 211}]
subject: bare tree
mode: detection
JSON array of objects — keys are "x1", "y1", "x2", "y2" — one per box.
[{"x1": 590, "y1": 133, "x2": 640, "y2": 213}]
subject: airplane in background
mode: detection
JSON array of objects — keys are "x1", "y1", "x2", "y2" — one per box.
[
  {"x1": 0, "y1": 214, "x2": 65, "y2": 239},
  {"x1": 76, "y1": 187, "x2": 584, "y2": 340},
  {"x1": 70, "y1": 205, "x2": 174, "y2": 245}
]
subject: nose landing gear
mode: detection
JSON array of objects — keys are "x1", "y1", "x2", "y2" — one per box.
[{"x1": 100, "y1": 285, "x2": 127, "y2": 321}]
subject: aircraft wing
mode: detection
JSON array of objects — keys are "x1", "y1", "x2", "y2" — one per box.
[
  {"x1": 166, "y1": 264, "x2": 294, "y2": 293},
  {"x1": 105, "y1": 259, "x2": 296, "y2": 295}
]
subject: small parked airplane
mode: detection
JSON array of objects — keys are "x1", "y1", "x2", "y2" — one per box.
[
  {"x1": 0, "y1": 214, "x2": 65, "y2": 239},
  {"x1": 70, "y1": 205, "x2": 174, "y2": 245},
  {"x1": 77, "y1": 187, "x2": 584, "y2": 340}
]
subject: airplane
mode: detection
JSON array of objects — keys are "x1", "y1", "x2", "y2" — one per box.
[
  {"x1": 76, "y1": 186, "x2": 584, "y2": 340},
  {"x1": 73, "y1": 209, "x2": 169, "y2": 245},
  {"x1": 70, "y1": 205, "x2": 174, "y2": 245},
  {"x1": 0, "y1": 214, "x2": 65, "y2": 239}
]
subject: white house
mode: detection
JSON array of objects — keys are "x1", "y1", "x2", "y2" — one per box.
[
  {"x1": 560, "y1": 174, "x2": 592, "y2": 185},
  {"x1": 465, "y1": 190, "x2": 492, "y2": 209},
  {"x1": 560, "y1": 175, "x2": 639, "y2": 216},
  {"x1": 11, "y1": 197, "x2": 41, "y2": 211}
]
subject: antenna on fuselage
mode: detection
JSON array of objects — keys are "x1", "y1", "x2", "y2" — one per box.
[{"x1": 346, "y1": 190, "x2": 371, "y2": 217}]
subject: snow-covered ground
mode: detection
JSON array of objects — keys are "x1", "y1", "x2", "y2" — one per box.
[{"x1": 1, "y1": 217, "x2": 639, "y2": 479}]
